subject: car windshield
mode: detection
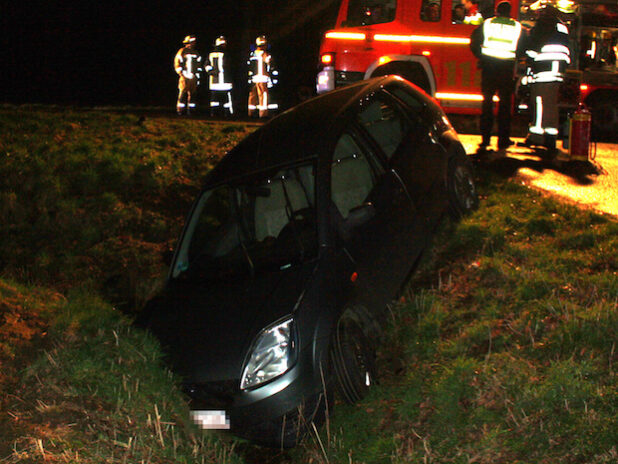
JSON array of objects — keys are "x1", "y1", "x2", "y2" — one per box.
[{"x1": 172, "y1": 162, "x2": 317, "y2": 282}]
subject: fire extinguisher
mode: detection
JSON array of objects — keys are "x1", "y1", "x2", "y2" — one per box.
[{"x1": 568, "y1": 103, "x2": 592, "y2": 162}]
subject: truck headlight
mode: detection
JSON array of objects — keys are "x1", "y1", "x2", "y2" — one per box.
[
  {"x1": 316, "y1": 66, "x2": 335, "y2": 94},
  {"x1": 240, "y1": 316, "x2": 296, "y2": 390}
]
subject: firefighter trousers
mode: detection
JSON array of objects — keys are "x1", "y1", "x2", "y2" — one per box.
[
  {"x1": 480, "y1": 61, "x2": 516, "y2": 148},
  {"x1": 527, "y1": 81, "x2": 560, "y2": 150},
  {"x1": 177, "y1": 76, "x2": 199, "y2": 114},
  {"x1": 248, "y1": 82, "x2": 269, "y2": 118},
  {"x1": 210, "y1": 90, "x2": 234, "y2": 116}
]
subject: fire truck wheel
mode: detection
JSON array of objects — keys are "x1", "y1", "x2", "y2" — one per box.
[{"x1": 447, "y1": 154, "x2": 479, "y2": 219}]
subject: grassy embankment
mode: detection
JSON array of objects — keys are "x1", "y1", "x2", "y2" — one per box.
[{"x1": 0, "y1": 106, "x2": 616, "y2": 463}]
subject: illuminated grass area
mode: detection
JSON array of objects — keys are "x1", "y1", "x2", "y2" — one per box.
[{"x1": 1, "y1": 107, "x2": 616, "y2": 463}]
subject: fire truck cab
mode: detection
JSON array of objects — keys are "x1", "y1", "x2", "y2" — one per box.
[{"x1": 316, "y1": 0, "x2": 512, "y2": 114}]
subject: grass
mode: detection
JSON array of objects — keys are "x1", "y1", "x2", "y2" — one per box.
[
  {"x1": 1, "y1": 106, "x2": 616, "y2": 463},
  {"x1": 0, "y1": 105, "x2": 253, "y2": 309},
  {"x1": 1, "y1": 281, "x2": 243, "y2": 463},
  {"x1": 292, "y1": 172, "x2": 617, "y2": 463}
]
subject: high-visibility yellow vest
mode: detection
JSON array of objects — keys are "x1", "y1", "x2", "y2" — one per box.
[{"x1": 481, "y1": 16, "x2": 523, "y2": 60}]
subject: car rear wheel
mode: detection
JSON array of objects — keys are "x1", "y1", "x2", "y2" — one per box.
[
  {"x1": 447, "y1": 154, "x2": 479, "y2": 219},
  {"x1": 331, "y1": 307, "x2": 378, "y2": 404}
]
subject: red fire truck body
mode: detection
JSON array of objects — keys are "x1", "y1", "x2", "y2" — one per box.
[
  {"x1": 317, "y1": 0, "x2": 618, "y2": 135},
  {"x1": 316, "y1": 0, "x2": 511, "y2": 114}
]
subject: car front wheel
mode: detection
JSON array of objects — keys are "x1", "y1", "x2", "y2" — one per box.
[
  {"x1": 447, "y1": 154, "x2": 479, "y2": 219},
  {"x1": 331, "y1": 307, "x2": 378, "y2": 404}
]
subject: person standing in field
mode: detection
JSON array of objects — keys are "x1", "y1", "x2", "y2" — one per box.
[
  {"x1": 174, "y1": 35, "x2": 203, "y2": 115},
  {"x1": 207, "y1": 36, "x2": 234, "y2": 117},
  {"x1": 524, "y1": 5, "x2": 571, "y2": 151},
  {"x1": 247, "y1": 35, "x2": 278, "y2": 118},
  {"x1": 470, "y1": 1, "x2": 525, "y2": 151}
]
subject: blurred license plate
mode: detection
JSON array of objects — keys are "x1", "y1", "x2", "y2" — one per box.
[{"x1": 190, "y1": 410, "x2": 230, "y2": 430}]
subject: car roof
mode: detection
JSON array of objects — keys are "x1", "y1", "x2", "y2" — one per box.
[{"x1": 203, "y1": 76, "x2": 405, "y2": 187}]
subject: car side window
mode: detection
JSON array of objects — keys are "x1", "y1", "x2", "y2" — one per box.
[
  {"x1": 331, "y1": 132, "x2": 379, "y2": 219},
  {"x1": 387, "y1": 86, "x2": 425, "y2": 112},
  {"x1": 357, "y1": 96, "x2": 409, "y2": 160}
]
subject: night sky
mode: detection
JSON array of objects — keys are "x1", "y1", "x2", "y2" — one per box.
[{"x1": 2, "y1": 1, "x2": 340, "y2": 108}]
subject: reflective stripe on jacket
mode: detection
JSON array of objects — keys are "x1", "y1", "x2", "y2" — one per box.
[
  {"x1": 208, "y1": 51, "x2": 233, "y2": 91},
  {"x1": 481, "y1": 16, "x2": 523, "y2": 60},
  {"x1": 174, "y1": 48, "x2": 203, "y2": 80},
  {"x1": 526, "y1": 21, "x2": 570, "y2": 83},
  {"x1": 248, "y1": 49, "x2": 271, "y2": 84}
]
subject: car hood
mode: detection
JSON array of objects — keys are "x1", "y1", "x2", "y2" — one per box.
[{"x1": 143, "y1": 260, "x2": 317, "y2": 384}]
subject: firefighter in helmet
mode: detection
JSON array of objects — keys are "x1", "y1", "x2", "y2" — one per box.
[
  {"x1": 462, "y1": 0, "x2": 483, "y2": 25},
  {"x1": 470, "y1": 1, "x2": 525, "y2": 151},
  {"x1": 247, "y1": 35, "x2": 279, "y2": 118},
  {"x1": 174, "y1": 35, "x2": 203, "y2": 115},
  {"x1": 523, "y1": 4, "x2": 571, "y2": 151},
  {"x1": 207, "y1": 36, "x2": 234, "y2": 117}
]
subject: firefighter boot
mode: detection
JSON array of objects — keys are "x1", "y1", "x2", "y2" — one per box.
[
  {"x1": 544, "y1": 134, "x2": 556, "y2": 150},
  {"x1": 524, "y1": 132, "x2": 544, "y2": 147}
]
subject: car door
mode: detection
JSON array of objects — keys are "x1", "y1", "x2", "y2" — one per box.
[
  {"x1": 350, "y1": 91, "x2": 444, "y2": 276},
  {"x1": 329, "y1": 124, "x2": 416, "y2": 309},
  {"x1": 359, "y1": 87, "x2": 447, "y2": 217}
]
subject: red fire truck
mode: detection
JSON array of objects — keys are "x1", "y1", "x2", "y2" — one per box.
[
  {"x1": 316, "y1": 0, "x2": 512, "y2": 114},
  {"x1": 316, "y1": 0, "x2": 618, "y2": 135}
]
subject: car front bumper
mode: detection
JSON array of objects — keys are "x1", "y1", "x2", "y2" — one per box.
[{"x1": 185, "y1": 352, "x2": 327, "y2": 444}]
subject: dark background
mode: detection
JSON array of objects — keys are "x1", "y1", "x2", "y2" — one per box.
[{"x1": 1, "y1": 1, "x2": 340, "y2": 110}]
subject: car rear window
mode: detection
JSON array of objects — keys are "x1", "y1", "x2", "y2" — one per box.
[
  {"x1": 357, "y1": 97, "x2": 408, "y2": 160},
  {"x1": 331, "y1": 133, "x2": 376, "y2": 219}
]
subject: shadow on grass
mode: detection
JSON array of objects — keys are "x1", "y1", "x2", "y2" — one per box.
[{"x1": 469, "y1": 146, "x2": 604, "y2": 186}]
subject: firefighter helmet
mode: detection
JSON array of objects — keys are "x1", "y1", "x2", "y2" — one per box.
[
  {"x1": 255, "y1": 35, "x2": 267, "y2": 47},
  {"x1": 215, "y1": 35, "x2": 226, "y2": 47},
  {"x1": 555, "y1": 0, "x2": 575, "y2": 14},
  {"x1": 183, "y1": 35, "x2": 197, "y2": 45},
  {"x1": 528, "y1": 0, "x2": 574, "y2": 14},
  {"x1": 539, "y1": 4, "x2": 560, "y2": 18}
]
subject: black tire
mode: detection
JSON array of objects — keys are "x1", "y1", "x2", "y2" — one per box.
[
  {"x1": 447, "y1": 154, "x2": 479, "y2": 219},
  {"x1": 331, "y1": 308, "x2": 378, "y2": 404}
]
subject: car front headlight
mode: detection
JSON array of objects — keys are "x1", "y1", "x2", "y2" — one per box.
[{"x1": 240, "y1": 316, "x2": 296, "y2": 390}]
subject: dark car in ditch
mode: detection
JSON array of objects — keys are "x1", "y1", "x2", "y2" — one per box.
[{"x1": 137, "y1": 75, "x2": 478, "y2": 447}]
